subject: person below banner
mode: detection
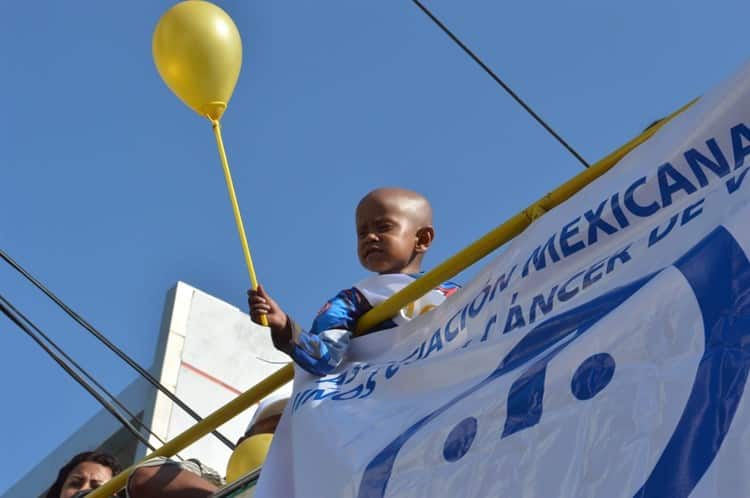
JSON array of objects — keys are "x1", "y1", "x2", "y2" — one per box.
[
  {"x1": 125, "y1": 389, "x2": 290, "y2": 498},
  {"x1": 249, "y1": 187, "x2": 460, "y2": 376}
]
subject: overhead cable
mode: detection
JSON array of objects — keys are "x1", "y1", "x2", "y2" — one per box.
[
  {"x1": 0, "y1": 294, "x2": 158, "y2": 452},
  {"x1": 0, "y1": 294, "x2": 179, "y2": 456},
  {"x1": 0, "y1": 248, "x2": 235, "y2": 450},
  {"x1": 411, "y1": 0, "x2": 590, "y2": 168}
]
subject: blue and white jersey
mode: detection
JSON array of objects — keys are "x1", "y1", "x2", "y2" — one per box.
[{"x1": 287, "y1": 273, "x2": 459, "y2": 376}]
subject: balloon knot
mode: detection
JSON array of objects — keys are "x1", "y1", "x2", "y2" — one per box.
[{"x1": 202, "y1": 101, "x2": 227, "y2": 121}]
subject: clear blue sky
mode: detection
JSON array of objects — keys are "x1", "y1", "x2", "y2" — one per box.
[{"x1": 1, "y1": 0, "x2": 748, "y2": 492}]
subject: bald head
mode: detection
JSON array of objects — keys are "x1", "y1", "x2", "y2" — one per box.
[
  {"x1": 356, "y1": 187, "x2": 433, "y2": 228},
  {"x1": 355, "y1": 187, "x2": 435, "y2": 274}
]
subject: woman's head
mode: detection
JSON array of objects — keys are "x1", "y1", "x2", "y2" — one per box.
[{"x1": 46, "y1": 451, "x2": 121, "y2": 498}]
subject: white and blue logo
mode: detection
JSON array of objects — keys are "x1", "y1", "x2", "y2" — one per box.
[{"x1": 358, "y1": 226, "x2": 750, "y2": 498}]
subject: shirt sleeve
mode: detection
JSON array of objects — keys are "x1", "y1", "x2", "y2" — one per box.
[{"x1": 284, "y1": 288, "x2": 370, "y2": 376}]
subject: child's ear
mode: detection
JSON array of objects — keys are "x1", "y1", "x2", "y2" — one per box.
[{"x1": 415, "y1": 226, "x2": 435, "y2": 253}]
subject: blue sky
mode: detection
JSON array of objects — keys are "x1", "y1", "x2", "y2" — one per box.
[{"x1": 1, "y1": 0, "x2": 748, "y2": 492}]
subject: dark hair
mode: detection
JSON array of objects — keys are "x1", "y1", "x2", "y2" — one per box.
[{"x1": 45, "y1": 451, "x2": 122, "y2": 498}]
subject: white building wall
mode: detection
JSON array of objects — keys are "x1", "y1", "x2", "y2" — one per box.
[{"x1": 142, "y1": 281, "x2": 289, "y2": 473}]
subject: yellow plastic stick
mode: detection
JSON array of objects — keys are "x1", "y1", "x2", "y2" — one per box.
[
  {"x1": 88, "y1": 100, "x2": 693, "y2": 498},
  {"x1": 211, "y1": 119, "x2": 268, "y2": 327}
]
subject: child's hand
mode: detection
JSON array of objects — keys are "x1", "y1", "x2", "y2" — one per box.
[{"x1": 248, "y1": 284, "x2": 288, "y2": 332}]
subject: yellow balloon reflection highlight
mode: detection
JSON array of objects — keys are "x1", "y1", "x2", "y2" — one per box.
[
  {"x1": 225, "y1": 434, "x2": 274, "y2": 483},
  {"x1": 152, "y1": 0, "x2": 242, "y2": 120}
]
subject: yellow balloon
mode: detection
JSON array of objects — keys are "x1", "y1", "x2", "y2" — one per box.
[
  {"x1": 225, "y1": 434, "x2": 273, "y2": 483},
  {"x1": 153, "y1": 0, "x2": 242, "y2": 120}
]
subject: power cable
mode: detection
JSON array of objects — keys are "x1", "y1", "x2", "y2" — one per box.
[
  {"x1": 0, "y1": 294, "x2": 181, "y2": 458},
  {"x1": 411, "y1": 0, "x2": 590, "y2": 169},
  {"x1": 0, "y1": 294, "x2": 158, "y2": 452},
  {"x1": 0, "y1": 248, "x2": 235, "y2": 450}
]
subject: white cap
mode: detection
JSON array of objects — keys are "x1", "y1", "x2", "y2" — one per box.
[{"x1": 245, "y1": 383, "x2": 292, "y2": 435}]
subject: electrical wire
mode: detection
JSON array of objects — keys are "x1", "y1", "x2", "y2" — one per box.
[
  {"x1": 0, "y1": 248, "x2": 235, "y2": 450},
  {"x1": 411, "y1": 0, "x2": 590, "y2": 169},
  {"x1": 0, "y1": 294, "x2": 182, "y2": 458},
  {"x1": 0, "y1": 294, "x2": 158, "y2": 452}
]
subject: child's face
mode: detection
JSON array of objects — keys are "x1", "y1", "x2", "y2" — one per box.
[{"x1": 356, "y1": 194, "x2": 427, "y2": 274}]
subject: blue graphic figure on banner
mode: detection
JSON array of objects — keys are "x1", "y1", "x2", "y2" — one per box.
[{"x1": 357, "y1": 225, "x2": 750, "y2": 498}]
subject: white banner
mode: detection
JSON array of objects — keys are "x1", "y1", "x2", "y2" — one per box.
[{"x1": 257, "y1": 60, "x2": 750, "y2": 498}]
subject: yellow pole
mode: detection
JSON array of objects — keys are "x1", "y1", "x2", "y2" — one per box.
[
  {"x1": 87, "y1": 100, "x2": 693, "y2": 498},
  {"x1": 89, "y1": 364, "x2": 293, "y2": 498},
  {"x1": 211, "y1": 119, "x2": 268, "y2": 327}
]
